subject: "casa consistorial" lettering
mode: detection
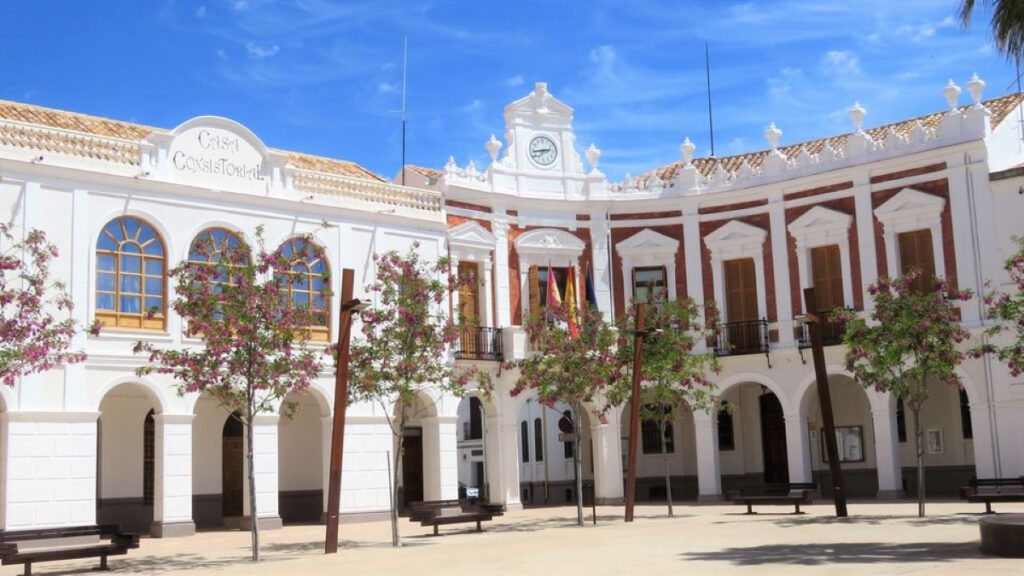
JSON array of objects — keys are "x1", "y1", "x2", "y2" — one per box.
[{"x1": 171, "y1": 129, "x2": 263, "y2": 182}]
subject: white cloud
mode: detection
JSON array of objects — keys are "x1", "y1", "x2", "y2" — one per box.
[
  {"x1": 821, "y1": 50, "x2": 861, "y2": 76},
  {"x1": 245, "y1": 42, "x2": 280, "y2": 59},
  {"x1": 216, "y1": 49, "x2": 228, "y2": 60},
  {"x1": 767, "y1": 67, "x2": 803, "y2": 104},
  {"x1": 588, "y1": 45, "x2": 617, "y2": 81},
  {"x1": 504, "y1": 74, "x2": 524, "y2": 88},
  {"x1": 230, "y1": 0, "x2": 249, "y2": 10},
  {"x1": 196, "y1": 5, "x2": 207, "y2": 18},
  {"x1": 378, "y1": 82, "x2": 396, "y2": 93},
  {"x1": 462, "y1": 99, "x2": 484, "y2": 113}
]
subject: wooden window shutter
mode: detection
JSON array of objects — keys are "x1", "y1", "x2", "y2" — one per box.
[
  {"x1": 811, "y1": 245, "x2": 844, "y2": 311},
  {"x1": 528, "y1": 265, "x2": 540, "y2": 317},
  {"x1": 898, "y1": 229, "x2": 935, "y2": 293},
  {"x1": 458, "y1": 261, "x2": 480, "y2": 325},
  {"x1": 724, "y1": 259, "x2": 757, "y2": 321}
]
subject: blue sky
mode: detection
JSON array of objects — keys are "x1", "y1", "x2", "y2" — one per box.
[{"x1": 0, "y1": 1, "x2": 1017, "y2": 181}]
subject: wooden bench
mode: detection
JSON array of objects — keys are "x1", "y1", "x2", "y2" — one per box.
[
  {"x1": 727, "y1": 483, "x2": 818, "y2": 515},
  {"x1": 408, "y1": 499, "x2": 501, "y2": 535},
  {"x1": 960, "y1": 477, "x2": 1024, "y2": 514},
  {"x1": 0, "y1": 525, "x2": 139, "y2": 575}
]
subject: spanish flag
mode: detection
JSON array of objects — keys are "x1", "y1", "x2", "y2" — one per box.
[{"x1": 565, "y1": 266, "x2": 579, "y2": 340}]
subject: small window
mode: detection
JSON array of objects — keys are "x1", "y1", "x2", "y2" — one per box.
[
  {"x1": 640, "y1": 405, "x2": 674, "y2": 454},
  {"x1": 562, "y1": 410, "x2": 574, "y2": 459},
  {"x1": 896, "y1": 398, "x2": 907, "y2": 443},
  {"x1": 959, "y1": 389, "x2": 973, "y2": 440},
  {"x1": 718, "y1": 402, "x2": 735, "y2": 451},
  {"x1": 520, "y1": 420, "x2": 530, "y2": 463},
  {"x1": 633, "y1": 266, "x2": 667, "y2": 304},
  {"x1": 534, "y1": 418, "x2": 544, "y2": 462},
  {"x1": 143, "y1": 410, "x2": 155, "y2": 506},
  {"x1": 468, "y1": 397, "x2": 483, "y2": 440}
]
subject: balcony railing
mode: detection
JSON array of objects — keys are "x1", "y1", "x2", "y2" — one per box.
[
  {"x1": 713, "y1": 318, "x2": 769, "y2": 358},
  {"x1": 796, "y1": 310, "x2": 850, "y2": 350},
  {"x1": 455, "y1": 326, "x2": 503, "y2": 361}
]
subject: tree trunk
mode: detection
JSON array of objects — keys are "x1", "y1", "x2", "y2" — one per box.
[
  {"x1": 246, "y1": 407, "x2": 260, "y2": 562},
  {"x1": 660, "y1": 421, "x2": 673, "y2": 518},
  {"x1": 573, "y1": 403, "x2": 584, "y2": 527},
  {"x1": 390, "y1": 409, "x2": 406, "y2": 547},
  {"x1": 912, "y1": 405, "x2": 925, "y2": 518}
]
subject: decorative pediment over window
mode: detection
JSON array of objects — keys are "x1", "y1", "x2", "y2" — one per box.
[
  {"x1": 704, "y1": 220, "x2": 768, "y2": 260},
  {"x1": 874, "y1": 188, "x2": 945, "y2": 231},
  {"x1": 787, "y1": 206, "x2": 852, "y2": 249},
  {"x1": 616, "y1": 229, "x2": 680, "y2": 259},
  {"x1": 515, "y1": 228, "x2": 585, "y2": 267},
  {"x1": 448, "y1": 221, "x2": 496, "y2": 262}
]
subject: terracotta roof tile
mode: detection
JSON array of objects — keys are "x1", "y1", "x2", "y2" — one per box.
[
  {"x1": 407, "y1": 165, "x2": 444, "y2": 180},
  {"x1": 0, "y1": 99, "x2": 385, "y2": 182},
  {"x1": 638, "y1": 92, "x2": 1024, "y2": 184}
]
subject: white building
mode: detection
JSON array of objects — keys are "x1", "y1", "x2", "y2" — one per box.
[{"x1": 2, "y1": 70, "x2": 1024, "y2": 537}]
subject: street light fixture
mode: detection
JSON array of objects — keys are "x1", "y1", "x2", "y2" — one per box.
[{"x1": 325, "y1": 269, "x2": 371, "y2": 554}]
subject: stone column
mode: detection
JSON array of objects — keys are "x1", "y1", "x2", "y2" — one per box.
[
  {"x1": 481, "y1": 258, "x2": 495, "y2": 327},
  {"x1": 783, "y1": 415, "x2": 812, "y2": 483},
  {"x1": 242, "y1": 414, "x2": 282, "y2": 530},
  {"x1": 683, "y1": 208, "x2": 707, "y2": 352},
  {"x1": 692, "y1": 411, "x2": 722, "y2": 500},
  {"x1": 492, "y1": 218, "x2": 513, "y2": 327},
  {"x1": 871, "y1": 405, "x2": 905, "y2": 498},
  {"x1": 769, "y1": 193, "x2": 795, "y2": 346},
  {"x1": 853, "y1": 177, "x2": 878, "y2": 310},
  {"x1": 321, "y1": 416, "x2": 332, "y2": 518},
  {"x1": 152, "y1": 414, "x2": 196, "y2": 537},
  {"x1": 590, "y1": 411, "x2": 624, "y2": 505},
  {"x1": 500, "y1": 422, "x2": 524, "y2": 510},
  {"x1": 588, "y1": 214, "x2": 614, "y2": 320},
  {"x1": 483, "y1": 414, "x2": 505, "y2": 505}
]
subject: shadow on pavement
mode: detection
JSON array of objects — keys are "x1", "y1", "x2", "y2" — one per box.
[
  {"x1": 680, "y1": 541, "x2": 981, "y2": 566},
  {"x1": 772, "y1": 514, "x2": 984, "y2": 528}
]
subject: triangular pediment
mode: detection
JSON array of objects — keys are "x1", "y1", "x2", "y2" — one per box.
[
  {"x1": 448, "y1": 221, "x2": 496, "y2": 250},
  {"x1": 515, "y1": 228, "x2": 586, "y2": 255},
  {"x1": 874, "y1": 188, "x2": 945, "y2": 224},
  {"x1": 616, "y1": 228, "x2": 680, "y2": 256},
  {"x1": 505, "y1": 82, "x2": 574, "y2": 120},
  {"x1": 788, "y1": 206, "x2": 852, "y2": 235},
  {"x1": 705, "y1": 220, "x2": 767, "y2": 248}
]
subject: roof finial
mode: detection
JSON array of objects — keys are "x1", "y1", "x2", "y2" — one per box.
[
  {"x1": 848, "y1": 101, "x2": 866, "y2": 132},
  {"x1": 765, "y1": 122, "x2": 782, "y2": 152},
  {"x1": 943, "y1": 79, "x2": 961, "y2": 111},
  {"x1": 680, "y1": 137, "x2": 696, "y2": 166},
  {"x1": 966, "y1": 73, "x2": 986, "y2": 105}
]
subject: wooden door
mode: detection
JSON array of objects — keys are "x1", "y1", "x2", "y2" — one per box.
[
  {"x1": 458, "y1": 261, "x2": 480, "y2": 355},
  {"x1": 724, "y1": 258, "x2": 758, "y2": 351},
  {"x1": 402, "y1": 429, "x2": 424, "y2": 505},
  {"x1": 810, "y1": 245, "x2": 844, "y2": 312},
  {"x1": 898, "y1": 229, "x2": 936, "y2": 294},
  {"x1": 759, "y1": 393, "x2": 789, "y2": 484},
  {"x1": 222, "y1": 416, "x2": 244, "y2": 517}
]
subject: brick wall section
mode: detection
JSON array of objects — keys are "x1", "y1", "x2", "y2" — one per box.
[
  {"x1": 698, "y1": 198, "x2": 768, "y2": 215},
  {"x1": 784, "y1": 197, "x2": 864, "y2": 313},
  {"x1": 446, "y1": 213, "x2": 492, "y2": 231},
  {"x1": 609, "y1": 224, "x2": 685, "y2": 317},
  {"x1": 446, "y1": 199, "x2": 492, "y2": 213},
  {"x1": 507, "y1": 225, "x2": 593, "y2": 326},
  {"x1": 699, "y1": 214, "x2": 777, "y2": 322},
  {"x1": 869, "y1": 162, "x2": 946, "y2": 184},
  {"x1": 871, "y1": 178, "x2": 958, "y2": 289},
  {"x1": 783, "y1": 181, "x2": 853, "y2": 201}
]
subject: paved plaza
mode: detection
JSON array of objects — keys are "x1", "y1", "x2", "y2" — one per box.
[{"x1": 5, "y1": 501, "x2": 1022, "y2": 575}]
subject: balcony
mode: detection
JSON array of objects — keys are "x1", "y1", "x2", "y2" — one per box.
[
  {"x1": 713, "y1": 318, "x2": 769, "y2": 357},
  {"x1": 796, "y1": 310, "x2": 850, "y2": 350},
  {"x1": 455, "y1": 326, "x2": 504, "y2": 361}
]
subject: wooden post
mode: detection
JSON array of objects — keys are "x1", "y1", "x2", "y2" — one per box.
[
  {"x1": 624, "y1": 303, "x2": 646, "y2": 523},
  {"x1": 325, "y1": 269, "x2": 356, "y2": 553},
  {"x1": 802, "y1": 287, "x2": 848, "y2": 518}
]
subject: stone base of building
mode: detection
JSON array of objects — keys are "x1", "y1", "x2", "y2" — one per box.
[
  {"x1": 595, "y1": 497, "x2": 625, "y2": 506},
  {"x1": 319, "y1": 510, "x2": 392, "y2": 524},
  {"x1": 240, "y1": 515, "x2": 283, "y2": 531},
  {"x1": 697, "y1": 494, "x2": 725, "y2": 502},
  {"x1": 875, "y1": 489, "x2": 906, "y2": 500},
  {"x1": 150, "y1": 520, "x2": 196, "y2": 538}
]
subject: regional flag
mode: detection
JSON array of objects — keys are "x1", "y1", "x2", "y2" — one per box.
[
  {"x1": 565, "y1": 266, "x2": 579, "y2": 340},
  {"x1": 546, "y1": 264, "x2": 562, "y2": 307}
]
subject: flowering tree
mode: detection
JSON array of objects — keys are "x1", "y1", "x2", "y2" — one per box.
[
  {"x1": 610, "y1": 298, "x2": 719, "y2": 517},
  {"x1": 978, "y1": 238, "x2": 1024, "y2": 376},
  {"x1": 135, "y1": 228, "x2": 327, "y2": 561},
  {"x1": 349, "y1": 246, "x2": 486, "y2": 547},
  {"x1": 505, "y1": 301, "x2": 623, "y2": 526},
  {"x1": 1, "y1": 224, "x2": 99, "y2": 386},
  {"x1": 839, "y1": 271, "x2": 970, "y2": 517}
]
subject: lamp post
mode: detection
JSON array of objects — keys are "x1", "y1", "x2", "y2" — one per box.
[
  {"x1": 624, "y1": 303, "x2": 647, "y2": 523},
  {"x1": 802, "y1": 287, "x2": 848, "y2": 518},
  {"x1": 325, "y1": 269, "x2": 369, "y2": 554}
]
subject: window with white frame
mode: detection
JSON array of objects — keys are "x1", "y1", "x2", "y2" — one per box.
[
  {"x1": 787, "y1": 205, "x2": 855, "y2": 313},
  {"x1": 873, "y1": 188, "x2": 946, "y2": 284},
  {"x1": 703, "y1": 220, "x2": 768, "y2": 323},
  {"x1": 616, "y1": 228, "x2": 679, "y2": 306}
]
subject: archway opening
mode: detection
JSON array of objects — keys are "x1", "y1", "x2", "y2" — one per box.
[
  {"x1": 393, "y1": 391, "x2": 438, "y2": 511},
  {"x1": 97, "y1": 382, "x2": 159, "y2": 533},
  {"x1": 455, "y1": 395, "x2": 490, "y2": 501},
  {"x1": 620, "y1": 401, "x2": 698, "y2": 502},
  {"x1": 278, "y1": 390, "x2": 327, "y2": 524},
  {"x1": 802, "y1": 375, "x2": 876, "y2": 497},
  {"x1": 192, "y1": 394, "x2": 243, "y2": 530},
  {"x1": 515, "y1": 398, "x2": 594, "y2": 506},
  {"x1": 717, "y1": 383, "x2": 788, "y2": 493},
  {"x1": 221, "y1": 412, "x2": 244, "y2": 520}
]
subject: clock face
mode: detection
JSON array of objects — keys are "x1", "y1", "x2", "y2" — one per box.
[{"x1": 529, "y1": 136, "x2": 558, "y2": 166}]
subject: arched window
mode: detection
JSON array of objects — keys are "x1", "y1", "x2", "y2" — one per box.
[
  {"x1": 96, "y1": 216, "x2": 166, "y2": 330},
  {"x1": 534, "y1": 417, "x2": 544, "y2": 462},
  {"x1": 278, "y1": 238, "x2": 330, "y2": 341},
  {"x1": 188, "y1": 228, "x2": 249, "y2": 282},
  {"x1": 143, "y1": 410, "x2": 155, "y2": 506}
]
